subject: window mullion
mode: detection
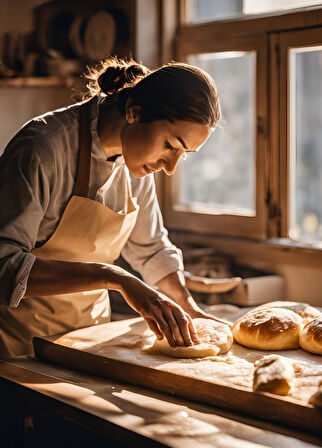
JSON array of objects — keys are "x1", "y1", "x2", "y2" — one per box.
[{"x1": 267, "y1": 32, "x2": 283, "y2": 238}]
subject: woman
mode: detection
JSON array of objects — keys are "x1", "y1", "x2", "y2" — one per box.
[{"x1": 0, "y1": 57, "x2": 222, "y2": 359}]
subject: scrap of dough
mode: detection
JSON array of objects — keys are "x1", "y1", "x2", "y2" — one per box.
[
  {"x1": 309, "y1": 381, "x2": 322, "y2": 407},
  {"x1": 232, "y1": 307, "x2": 303, "y2": 350},
  {"x1": 144, "y1": 318, "x2": 233, "y2": 358},
  {"x1": 253, "y1": 354, "x2": 295, "y2": 395}
]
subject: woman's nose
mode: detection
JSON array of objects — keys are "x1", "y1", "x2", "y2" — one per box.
[{"x1": 163, "y1": 153, "x2": 182, "y2": 175}]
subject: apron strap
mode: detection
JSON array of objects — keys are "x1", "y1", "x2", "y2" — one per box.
[{"x1": 73, "y1": 99, "x2": 93, "y2": 197}]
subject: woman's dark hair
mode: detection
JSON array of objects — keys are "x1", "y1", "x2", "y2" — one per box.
[{"x1": 85, "y1": 56, "x2": 220, "y2": 128}]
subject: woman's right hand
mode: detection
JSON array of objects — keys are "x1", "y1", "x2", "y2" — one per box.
[{"x1": 118, "y1": 275, "x2": 201, "y2": 348}]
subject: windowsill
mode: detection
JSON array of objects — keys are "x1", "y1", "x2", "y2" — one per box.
[
  {"x1": 262, "y1": 238, "x2": 322, "y2": 251},
  {"x1": 170, "y1": 229, "x2": 322, "y2": 251},
  {"x1": 169, "y1": 229, "x2": 322, "y2": 268}
]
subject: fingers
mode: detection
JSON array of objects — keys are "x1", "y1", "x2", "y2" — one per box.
[
  {"x1": 185, "y1": 313, "x2": 201, "y2": 345},
  {"x1": 163, "y1": 306, "x2": 187, "y2": 347},
  {"x1": 161, "y1": 303, "x2": 202, "y2": 347},
  {"x1": 171, "y1": 307, "x2": 196, "y2": 346},
  {"x1": 141, "y1": 293, "x2": 201, "y2": 348},
  {"x1": 146, "y1": 314, "x2": 184, "y2": 348},
  {"x1": 156, "y1": 313, "x2": 177, "y2": 347},
  {"x1": 145, "y1": 303, "x2": 197, "y2": 348},
  {"x1": 145, "y1": 318, "x2": 163, "y2": 340}
]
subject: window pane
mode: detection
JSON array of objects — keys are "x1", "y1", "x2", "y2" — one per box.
[
  {"x1": 186, "y1": 0, "x2": 244, "y2": 23},
  {"x1": 186, "y1": 0, "x2": 321, "y2": 23},
  {"x1": 178, "y1": 51, "x2": 256, "y2": 215},
  {"x1": 289, "y1": 46, "x2": 322, "y2": 243}
]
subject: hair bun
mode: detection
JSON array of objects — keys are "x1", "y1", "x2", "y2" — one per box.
[
  {"x1": 97, "y1": 66, "x2": 124, "y2": 95},
  {"x1": 125, "y1": 64, "x2": 148, "y2": 82},
  {"x1": 96, "y1": 58, "x2": 150, "y2": 96}
]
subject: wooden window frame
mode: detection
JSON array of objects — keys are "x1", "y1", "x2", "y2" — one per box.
[{"x1": 159, "y1": 4, "x2": 322, "y2": 249}]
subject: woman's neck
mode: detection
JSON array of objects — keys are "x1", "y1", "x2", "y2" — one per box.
[{"x1": 97, "y1": 99, "x2": 126, "y2": 159}]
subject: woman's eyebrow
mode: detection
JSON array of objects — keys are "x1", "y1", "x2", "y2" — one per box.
[
  {"x1": 176, "y1": 136, "x2": 187, "y2": 149},
  {"x1": 176, "y1": 136, "x2": 196, "y2": 152},
  {"x1": 175, "y1": 135, "x2": 197, "y2": 152},
  {"x1": 176, "y1": 136, "x2": 198, "y2": 153}
]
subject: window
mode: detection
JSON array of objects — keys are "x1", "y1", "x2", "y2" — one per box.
[
  {"x1": 186, "y1": 0, "x2": 245, "y2": 23},
  {"x1": 185, "y1": 0, "x2": 322, "y2": 23},
  {"x1": 162, "y1": 3, "x2": 322, "y2": 246}
]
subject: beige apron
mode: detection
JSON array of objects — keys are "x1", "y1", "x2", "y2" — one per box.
[{"x1": 0, "y1": 99, "x2": 139, "y2": 358}]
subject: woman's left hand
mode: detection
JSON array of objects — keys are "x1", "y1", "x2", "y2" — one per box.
[
  {"x1": 178, "y1": 293, "x2": 233, "y2": 329},
  {"x1": 156, "y1": 271, "x2": 232, "y2": 329}
]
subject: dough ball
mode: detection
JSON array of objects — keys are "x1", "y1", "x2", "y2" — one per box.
[
  {"x1": 144, "y1": 318, "x2": 233, "y2": 358},
  {"x1": 232, "y1": 308, "x2": 303, "y2": 350},
  {"x1": 253, "y1": 354, "x2": 295, "y2": 395},
  {"x1": 299, "y1": 318, "x2": 322, "y2": 355},
  {"x1": 257, "y1": 301, "x2": 321, "y2": 323}
]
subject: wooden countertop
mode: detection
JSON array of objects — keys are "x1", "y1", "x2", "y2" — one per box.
[{"x1": 0, "y1": 357, "x2": 320, "y2": 447}]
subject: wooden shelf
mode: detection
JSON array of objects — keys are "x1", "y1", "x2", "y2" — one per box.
[{"x1": 0, "y1": 76, "x2": 78, "y2": 87}]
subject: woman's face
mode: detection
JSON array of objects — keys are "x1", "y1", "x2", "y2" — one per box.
[{"x1": 121, "y1": 114, "x2": 211, "y2": 178}]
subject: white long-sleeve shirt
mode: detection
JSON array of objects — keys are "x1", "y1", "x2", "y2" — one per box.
[{"x1": 0, "y1": 96, "x2": 183, "y2": 308}]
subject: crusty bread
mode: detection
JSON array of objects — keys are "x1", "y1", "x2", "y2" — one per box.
[
  {"x1": 253, "y1": 354, "x2": 295, "y2": 395},
  {"x1": 256, "y1": 301, "x2": 321, "y2": 323},
  {"x1": 232, "y1": 308, "x2": 303, "y2": 350},
  {"x1": 299, "y1": 317, "x2": 322, "y2": 355},
  {"x1": 144, "y1": 318, "x2": 233, "y2": 358}
]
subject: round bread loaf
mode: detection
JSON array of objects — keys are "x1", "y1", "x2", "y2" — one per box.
[
  {"x1": 299, "y1": 318, "x2": 322, "y2": 355},
  {"x1": 257, "y1": 301, "x2": 320, "y2": 323},
  {"x1": 232, "y1": 308, "x2": 303, "y2": 350}
]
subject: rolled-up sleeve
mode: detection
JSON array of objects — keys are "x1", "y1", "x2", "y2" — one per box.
[
  {"x1": 121, "y1": 174, "x2": 183, "y2": 286},
  {"x1": 0, "y1": 135, "x2": 51, "y2": 308}
]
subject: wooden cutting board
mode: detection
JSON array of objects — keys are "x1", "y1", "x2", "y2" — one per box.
[{"x1": 33, "y1": 317, "x2": 322, "y2": 436}]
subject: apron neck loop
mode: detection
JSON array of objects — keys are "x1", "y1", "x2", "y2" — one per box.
[{"x1": 73, "y1": 99, "x2": 93, "y2": 198}]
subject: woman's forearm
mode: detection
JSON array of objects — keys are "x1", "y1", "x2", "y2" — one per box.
[
  {"x1": 24, "y1": 257, "x2": 127, "y2": 297},
  {"x1": 156, "y1": 270, "x2": 232, "y2": 327},
  {"x1": 24, "y1": 260, "x2": 201, "y2": 345},
  {"x1": 156, "y1": 270, "x2": 204, "y2": 316},
  {"x1": 156, "y1": 271, "x2": 190, "y2": 306}
]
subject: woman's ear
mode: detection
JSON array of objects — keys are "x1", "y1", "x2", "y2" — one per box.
[{"x1": 125, "y1": 105, "x2": 141, "y2": 124}]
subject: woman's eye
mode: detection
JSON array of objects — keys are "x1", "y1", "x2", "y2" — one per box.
[{"x1": 164, "y1": 140, "x2": 177, "y2": 151}]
